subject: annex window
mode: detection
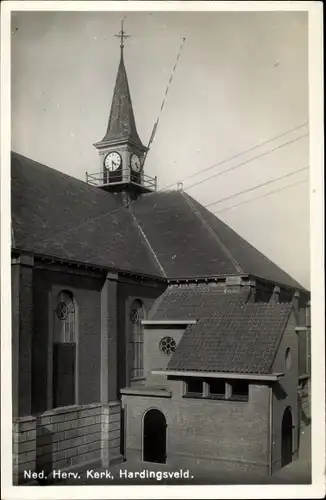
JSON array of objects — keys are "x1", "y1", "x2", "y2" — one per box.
[
  {"x1": 229, "y1": 380, "x2": 249, "y2": 402},
  {"x1": 53, "y1": 290, "x2": 78, "y2": 408},
  {"x1": 130, "y1": 299, "x2": 145, "y2": 380},
  {"x1": 185, "y1": 379, "x2": 203, "y2": 397},
  {"x1": 159, "y1": 336, "x2": 176, "y2": 356},
  {"x1": 208, "y1": 379, "x2": 226, "y2": 399}
]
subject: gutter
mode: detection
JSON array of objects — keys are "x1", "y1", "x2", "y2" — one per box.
[
  {"x1": 151, "y1": 370, "x2": 284, "y2": 382},
  {"x1": 141, "y1": 320, "x2": 197, "y2": 326}
]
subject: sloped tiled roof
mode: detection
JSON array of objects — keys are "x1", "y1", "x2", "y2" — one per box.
[
  {"x1": 132, "y1": 190, "x2": 304, "y2": 289},
  {"x1": 11, "y1": 152, "x2": 305, "y2": 291},
  {"x1": 11, "y1": 152, "x2": 160, "y2": 276},
  {"x1": 167, "y1": 303, "x2": 293, "y2": 374},
  {"x1": 96, "y1": 55, "x2": 145, "y2": 149},
  {"x1": 149, "y1": 284, "x2": 251, "y2": 321}
]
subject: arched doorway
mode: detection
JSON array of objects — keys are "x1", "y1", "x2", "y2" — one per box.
[
  {"x1": 281, "y1": 407, "x2": 293, "y2": 467},
  {"x1": 143, "y1": 409, "x2": 166, "y2": 463}
]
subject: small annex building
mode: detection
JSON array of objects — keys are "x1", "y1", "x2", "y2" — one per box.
[{"x1": 122, "y1": 285, "x2": 308, "y2": 475}]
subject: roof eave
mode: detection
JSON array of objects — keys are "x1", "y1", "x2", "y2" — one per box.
[
  {"x1": 142, "y1": 320, "x2": 197, "y2": 326},
  {"x1": 11, "y1": 247, "x2": 166, "y2": 282},
  {"x1": 152, "y1": 370, "x2": 284, "y2": 382}
]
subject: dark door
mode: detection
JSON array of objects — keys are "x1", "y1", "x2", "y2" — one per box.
[
  {"x1": 281, "y1": 407, "x2": 293, "y2": 467},
  {"x1": 143, "y1": 409, "x2": 166, "y2": 463}
]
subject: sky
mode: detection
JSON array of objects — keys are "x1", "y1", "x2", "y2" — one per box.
[{"x1": 11, "y1": 9, "x2": 310, "y2": 288}]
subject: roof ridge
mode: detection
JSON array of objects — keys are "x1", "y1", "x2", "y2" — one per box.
[
  {"x1": 181, "y1": 192, "x2": 243, "y2": 274},
  {"x1": 129, "y1": 204, "x2": 167, "y2": 278}
]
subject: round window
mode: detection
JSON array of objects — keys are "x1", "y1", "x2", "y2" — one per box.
[
  {"x1": 159, "y1": 336, "x2": 176, "y2": 356},
  {"x1": 285, "y1": 347, "x2": 292, "y2": 370},
  {"x1": 130, "y1": 309, "x2": 140, "y2": 324},
  {"x1": 57, "y1": 301, "x2": 68, "y2": 320}
]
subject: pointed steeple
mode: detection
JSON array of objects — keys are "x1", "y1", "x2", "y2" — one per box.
[
  {"x1": 90, "y1": 22, "x2": 156, "y2": 196},
  {"x1": 96, "y1": 21, "x2": 146, "y2": 150}
]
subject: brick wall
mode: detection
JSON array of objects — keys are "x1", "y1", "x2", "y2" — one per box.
[
  {"x1": 13, "y1": 403, "x2": 103, "y2": 484},
  {"x1": 271, "y1": 310, "x2": 299, "y2": 473},
  {"x1": 101, "y1": 402, "x2": 122, "y2": 466},
  {"x1": 13, "y1": 416, "x2": 37, "y2": 485},
  {"x1": 143, "y1": 326, "x2": 185, "y2": 386},
  {"x1": 122, "y1": 382, "x2": 270, "y2": 474},
  {"x1": 36, "y1": 403, "x2": 102, "y2": 475},
  {"x1": 32, "y1": 267, "x2": 103, "y2": 412},
  {"x1": 117, "y1": 279, "x2": 165, "y2": 390}
]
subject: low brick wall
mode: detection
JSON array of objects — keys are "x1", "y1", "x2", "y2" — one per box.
[
  {"x1": 13, "y1": 416, "x2": 37, "y2": 485},
  {"x1": 13, "y1": 402, "x2": 123, "y2": 484},
  {"x1": 35, "y1": 403, "x2": 102, "y2": 477}
]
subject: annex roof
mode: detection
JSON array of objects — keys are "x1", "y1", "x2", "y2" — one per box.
[
  {"x1": 149, "y1": 284, "x2": 251, "y2": 321},
  {"x1": 166, "y1": 303, "x2": 293, "y2": 375}
]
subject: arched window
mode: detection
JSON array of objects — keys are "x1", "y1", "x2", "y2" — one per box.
[
  {"x1": 53, "y1": 290, "x2": 78, "y2": 408},
  {"x1": 130, "y1": 299, "x2": 145, "y2": 380},
  {"x1": 54, "y1": 291, "x2": 76, "y2": 343}
]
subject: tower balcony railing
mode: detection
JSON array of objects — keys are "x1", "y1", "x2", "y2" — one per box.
[{"x1": 85, "y1": 169, "x2": 157, "y2": 191}]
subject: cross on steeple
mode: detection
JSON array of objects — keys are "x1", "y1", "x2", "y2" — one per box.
[{"x1": 115, "y1": 20, "x2": 130, "y2": 56}]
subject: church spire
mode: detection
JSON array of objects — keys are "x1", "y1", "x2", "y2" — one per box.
[{"x1": 95, "y1": 21, "x2": 146, "y2": 150}]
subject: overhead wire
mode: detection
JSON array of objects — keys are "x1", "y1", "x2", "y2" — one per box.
[
  {"x1": 38, "y1": 125, "x2": 309, "y2": 246},
  {"x1": 204, "y1": 166, "x2": 309, "y2": 209},
  {"x1": 183, "y1": 133, "x2": 308, "y2": 192},
  {"x1": 213, "y1": 179, "x2": 309, "y2": 215},
  {"x1": 161, "y1": 121, "x2": 308, "y2": 191}
]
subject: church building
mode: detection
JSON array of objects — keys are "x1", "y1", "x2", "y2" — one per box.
[{"x1": 11, "y1": 24, "x2": 310, "y2": 484}]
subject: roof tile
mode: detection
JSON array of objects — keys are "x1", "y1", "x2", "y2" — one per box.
[{"x1": 166, "y1": 303, "x2": 293, "y2": 374}]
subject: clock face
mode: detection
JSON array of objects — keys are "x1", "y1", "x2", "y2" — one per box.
[
  {"x1": 130, "y1": 153, "x2": 141, "y2": 173},
  {"x1": 104, "y1": 152, "x2": 122, "y2": 171}
]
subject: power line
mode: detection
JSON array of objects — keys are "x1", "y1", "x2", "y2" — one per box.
[
  {"x1": 213, "y1": 179, "x2": 308, "y2": 215},
  {"x1": 38, "y1": 129, "x2": 308, "y2": 246},
  {"x1": 161, "y1": 122, "x2": 308, "y2": 191},
  {"x1": 205, "y1": 166, "x2": 309, "y2": 209},
  {"x1": 183, "y1": 133, "x2": 309, "y2": 192}
]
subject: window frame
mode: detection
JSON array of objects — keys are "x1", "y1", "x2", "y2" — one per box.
[
  {"x1": 228, "y1": 380, "x2": 249, "y2": 402},
  {"x1": 50, "y1": 288, "x2": 79, "y2": 410},
  {"x1": 129, "y1": 299, "x2": 145, "y2": 382}
]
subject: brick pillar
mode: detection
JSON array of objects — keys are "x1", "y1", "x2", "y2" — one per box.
[
  {"x1": 12, "y1": 255, "x2": 34, "y2": 417},
  {"x1": 100, "y1": 273, "x2": 123, "y2": 467},
  {"x1": 243, "y1": 279, "x2": 256, "y2": 302},
  {"x1": 225, "y1": 276, "x2": 242, "y2": 293},
  {"x1": 101, "y1": 403, "x2": 123, "y2": 467},
  {"x1": 100, "y1": 272, "x2": 118, "y2": 404},
  {"x1": 306, "y1": 301, "x2": 311, "y2": 328},
  {"x1": 12, "y1": 416, "x2": 37, "y2": 484},
  {"x1": 293, "y1": 291, "x2": 300, "y2": 314},
  {"x1": 270, "y1": 285, "x2": 280, "y2": 305}
]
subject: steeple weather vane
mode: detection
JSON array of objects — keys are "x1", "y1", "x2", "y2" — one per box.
[{"x1": 115, "y1": 20, "x2": 130, "y2": 56}]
